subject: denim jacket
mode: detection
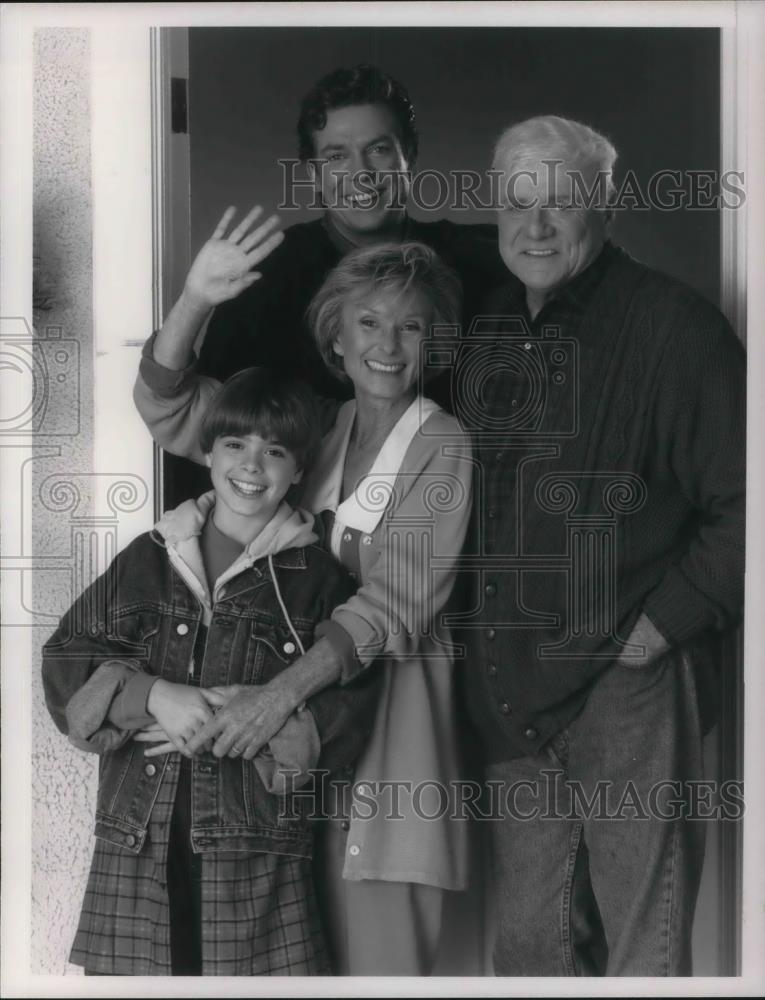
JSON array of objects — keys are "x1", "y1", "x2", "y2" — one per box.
[{"x1": 42, "y1": 496, "x2": 380, "y2": 858}]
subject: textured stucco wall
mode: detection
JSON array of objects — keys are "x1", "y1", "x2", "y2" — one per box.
[{"x1": 31, "y1": 27, "x2": 94, "y2": 975}]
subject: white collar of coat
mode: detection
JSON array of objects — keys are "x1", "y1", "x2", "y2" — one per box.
[{"x1": 303, "y1": 396, "x2": 441, "y2": 534}]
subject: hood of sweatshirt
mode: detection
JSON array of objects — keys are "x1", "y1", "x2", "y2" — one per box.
[{"x1": 155, "y1": 491, "x2": 318, "y2": 619}]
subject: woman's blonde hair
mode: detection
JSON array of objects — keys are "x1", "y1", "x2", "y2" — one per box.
[{"x1": 307, "y1": 241, "x2": 463, "y2": 380}]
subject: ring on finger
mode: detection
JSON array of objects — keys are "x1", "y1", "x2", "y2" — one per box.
[{"x1": 230, "y1": 745, "x2": 244, "y2": 756}]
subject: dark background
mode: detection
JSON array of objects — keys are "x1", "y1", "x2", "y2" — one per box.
[{"x1": 188, "y1": 26, "x2": 721, "y2": 306}]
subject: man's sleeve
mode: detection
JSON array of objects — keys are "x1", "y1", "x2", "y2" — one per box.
[
  {"x1": 642, "y1": 303, "x2": 746, "y2": 645},
  {"x1": 133, "y1": 332, "x2": 221, "y2": 466}
]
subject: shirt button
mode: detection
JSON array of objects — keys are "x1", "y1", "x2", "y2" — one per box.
[
  {"x1": 524, "y1": 727, "x2": 538, "y2": 740},
  {"x1": 283, "y1": 641, "x2": 296, "y2": 655},
  {"x1": 362, "y1": 535, "x2": 373, "y2": 546},
  {"x1": 487, "y1": 628, "x2": 496, "y2": 641},
  {"x1": 488, "y1": 664, "x2": 497, "y2": 677},
  {"x1": 343, "y1": 532, "x2": 352, "y2": 542},
  {"x1": 144, "y1": 763, "x2": 156, "y2": 777},
  {"x1": 485, "y1": 583, "x2": 496, "y2": 597},
  {"x1": 176, "y1": 623, "x2": 189, "y2": 636},
  {"x1": 340, "y1": 820, "x2": 350, "y2": 832},
  {"x1": 125, "y1": 834, "x2": 136, "y2": 847},
  {"x1": 499, "y1": 700, "x2": 511, "y2": 715},
  {"x1": 349, "y1": 844, "x2": 360, "y2": 856}
]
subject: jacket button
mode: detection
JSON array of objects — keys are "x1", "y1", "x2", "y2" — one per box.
[
  {"x1": 125, "y1": 834, "x2": 136, "y2": 847},
  {"x1": 343, "y1": 532, "x2": 352, "y2": 542},
  {"x1": 176, "y1": 623, "x2": 189, "y2": 635},
  {"x1": 524, "y1": 726, "x2": 538, "y2": 740},
  {"x1": 349, "y1": 844, "x2": 360, "y2": 856},
  {"x1": 487, "y1": 628, "x2": 496, "y2": 641},
  {"x1": 283, "y1": 641, "x2": 296, "y2": 655},
  {"x1": 362, "y1": 535, "x2": 373, "y2": 546},
  {"x1": 498, "y1": 700, "x2": 510, "y2": 714},
  {"x1": 340, "y1": 820, "x2": 350, "y2": 832},
  {"x1": 485, "y1": 583, "x2": 496, "y2": 597},
  {"x1": 144, "y1": 763, "x2": 156, "y2": 777}
]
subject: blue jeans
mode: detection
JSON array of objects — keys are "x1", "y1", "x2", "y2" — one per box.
[{"x1": 487, "y1": 649, "x2": 707, "y2": 976}]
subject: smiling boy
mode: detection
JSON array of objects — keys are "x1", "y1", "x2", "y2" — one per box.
[{"x1": 42, "y1": 367, "x2": 381, "y2": 976}]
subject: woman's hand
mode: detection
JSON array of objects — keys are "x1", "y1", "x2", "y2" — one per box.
[
  {"x1": 183, "y1": 679, "x2": 301, "y2": 760},
  {"x1": 182, "y1": 205, "x2": 284, "y2": 312}
]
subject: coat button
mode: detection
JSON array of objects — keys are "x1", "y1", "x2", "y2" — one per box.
[
  {"x1": 125, "y1": 834, "x2": 136, "y2": 847},
  {"x1": 340, "y1": 820, "x2": 350, "y2": 831},
  {"x1": 176, "y1": 623, "x2": 189, "y2": 636},
  {"x1": 349, "y1": 844, "x2": 360, "y2": 856},
  {"x1": 485, "y1": 583, "x2": 496, "y2": 597},
  {"x1": 144, "y1": 763, "x2": 156, "y2": 777},
  {"x1": 524, "y1": 726, "x2": 538, "y2": 740},
  {"x1": 283, "y1": 641, "x2": 296, "y2": 655},
  {"x1": 499, "y1": 700, "x2": 510, "y2": 715}
]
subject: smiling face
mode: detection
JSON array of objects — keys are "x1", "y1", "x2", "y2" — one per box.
[
  {"x1": 497, "y1": 160, "x2": 611, "y2": 316},
  {"x1": 310, "y1": 103, "x2": 410, "y2": 240},
  {"x1": 205, "y1": 432, "x2": 303, "y2": 543},
  {"x1": 333, "y1": 286, "x2": 431, "y2": 406}
]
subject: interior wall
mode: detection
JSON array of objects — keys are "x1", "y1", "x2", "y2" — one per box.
[{"x1": 188, "y1": 26, "x2": 721, "y2": 306}]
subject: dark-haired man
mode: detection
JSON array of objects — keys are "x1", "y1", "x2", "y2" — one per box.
[
  {"x1": 150, "y1": 64, "x2": 506, "y2": 505},
  {"x1": 151, "y1": 65, "x2": 506, "y2": 396}
]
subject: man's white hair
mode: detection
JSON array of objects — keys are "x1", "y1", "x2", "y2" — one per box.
[{"x1": 493, "y1": 115, "x2": 618, "y2": 205}]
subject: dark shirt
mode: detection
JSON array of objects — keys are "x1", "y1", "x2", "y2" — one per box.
[{"x1": 459, "y1": 244, "x2": 745, "y2": 762}]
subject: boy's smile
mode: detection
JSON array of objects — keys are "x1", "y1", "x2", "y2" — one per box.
[{"x1": 205, "y1": 432, "x2": 302, "y2": 544}]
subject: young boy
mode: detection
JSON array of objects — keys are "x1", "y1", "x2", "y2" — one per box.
[{"x1": 42, "y1": 367, "x2": 380, "y2": 976}]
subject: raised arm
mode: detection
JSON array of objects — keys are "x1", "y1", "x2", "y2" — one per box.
[
  {"x1": 155, "y1": 205, "x2": 283, "y2": 370},
  {"x1": 133, "y1": 205, "x2": 283, "y2": 463}
]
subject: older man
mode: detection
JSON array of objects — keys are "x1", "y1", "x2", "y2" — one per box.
[{"x1": 460, "y1": 116, "x2": 745, "y2": 976}]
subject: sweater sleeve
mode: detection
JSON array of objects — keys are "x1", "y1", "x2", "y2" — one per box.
[
  {"x1": 327, "y1": 420, "x2": 473, "y2": 683},
  {"x1": 133, "y1": 332, "x2": 221, "y2": 466},
  {"x1": 296, "y1": 556, "x2": 384, "y2": 775},
  {"x1": 641, "y1": 303, "x2": 746, "y2": 644},
  {"x1": 65, "y1": 660, "x2": 158, "y2": 753}
]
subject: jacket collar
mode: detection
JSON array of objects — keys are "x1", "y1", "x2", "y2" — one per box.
[{"x1": 155, "y1": 492, "x2": 317, "y2": 612}]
